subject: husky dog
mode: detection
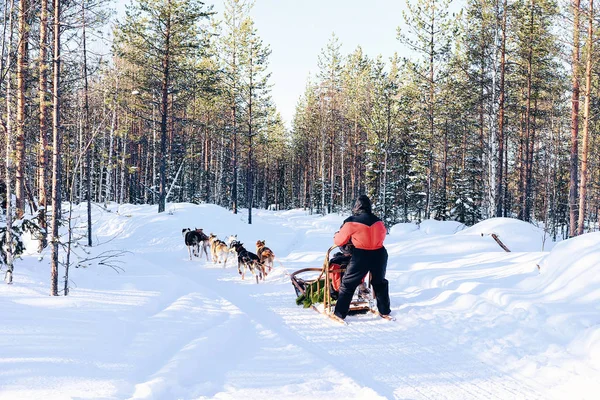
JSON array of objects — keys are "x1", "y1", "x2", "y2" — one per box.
[
  {"x1": 208, "y1": 234, "x2": 230, "y2": 266},
  {"x1": 256, "y1": 240, "x2": 275, "y2": 273},
  {"x1": 225, "y1": 234, "x2": 238, "y2": 247},
  {"x1": 182, "y1": 228, "x2": 209, "y2": 260},
  {"x1": 231, "y1": 242, "x2": 264, "y2": 283}
]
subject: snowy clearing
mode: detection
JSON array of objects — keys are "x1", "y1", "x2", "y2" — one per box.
[{"x1": 1, "y1": 203, "x2": 599, "y2": 399}]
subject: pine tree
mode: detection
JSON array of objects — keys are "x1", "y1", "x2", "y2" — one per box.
[
  {"x1": 398, "y1": 0, "x2": 455, "y2": 219},
  {"x1": 114, "y1": 0, "x2": 213, "y2": 213}
]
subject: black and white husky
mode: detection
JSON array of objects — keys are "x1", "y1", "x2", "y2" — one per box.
[
  {"x1": 230, "y1": 241, "x2": 265, "y2": 284},
  {"x1": 182, "y1": 228, "x2": 209, "y2": 260}
]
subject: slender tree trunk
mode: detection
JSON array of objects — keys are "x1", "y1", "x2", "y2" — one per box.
[
  {"x1": 569, "y1": 0, "x2": 581, "y2": 236},
  {"x1": 479, "y1": 29, "x2": 486, "y2": 217},
  {"x1": 231, "y1": 22, "x2": 238, "y2": 214},
  {"x1": 119, "y1": 115, "x2": 127, "y2": 204},
  {"x1": 577, "y1": 0, "x2": 593, "y2": 235},
  {"x1": 232, "y1": 103, "x2": 238, "y2": 213},
  {"x1": 247, "y1": 52, "x2": 254, "y2": 225},
  {"x1": 3, "y1": 0, "x2": 15, "y2": 284},
  {"x1": 50, "y1": 0, "x2": 62, "y2": 296},
  {"x1": 425, "y1": 11, "x2": 436, "y2": 220},
  {"x1": 330, "y1": 134, "x2": 335, "y2": 213},
  {"x1": 522, "y1": 0, "x2": 534, "y2": 222},
  {"x1": 82, "y1": 0, "x2": 92, "y2": 246},
  {"x1": 158, "y1": 2, "x2": 171, "y2": 213},
  {"x1": 496, "y1": 0, "x2": 507, "y2": 217},
  {"x1": 503, "y1": 127, "x2": 509, "y2": 216},
  {"x1": 105, "y1": 79, "x2": 117, "y2": 205},
  {"x1": 37, "y1": 0, "x2": 49, "y2": 251},
  {"x1": 352, "y1": 118, "x2": 358, "y2": 199},
  {"x1": 341, "y1": 136, "x2": 346, "y2": 208},
  {"x1": 442, "y1": 121, "x2": 448, "y2": 220},
  {"x1": 320, "y1": 126, "x2": 326, "y2": 215},
  {"x1": 152, "y1": 94, "x2": 156, "y2": 203},
  {"x1": 15, "y1": 0, "x2": 29, "y2": 219},
  {"x1": 517, "y1": 112, "x2": 525, "y2": 219}
]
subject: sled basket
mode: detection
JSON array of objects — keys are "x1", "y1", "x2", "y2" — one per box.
[{"x1": 290, "y1": 245, "x2": 372, "y2": 316}]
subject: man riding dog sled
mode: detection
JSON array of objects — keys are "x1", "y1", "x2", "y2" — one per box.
[{"x1": 332, "y1": 195, "x2": 391, "y2": 320}]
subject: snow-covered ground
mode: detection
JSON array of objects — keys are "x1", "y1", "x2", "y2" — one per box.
[{"x1": 1, "y1": 203, "x2": 599, "y2": 399}]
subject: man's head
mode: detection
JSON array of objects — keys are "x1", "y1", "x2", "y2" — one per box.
[{"x1": 352, "y1": 194, "x2": 372, "y2": 215}]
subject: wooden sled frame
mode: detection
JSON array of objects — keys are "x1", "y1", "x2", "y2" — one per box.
[{"x1": 290, "y1": 245, "x2": 373, "y2": 322}]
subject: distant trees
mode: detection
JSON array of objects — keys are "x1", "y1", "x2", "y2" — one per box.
[
  {"x1": 290, "y1": 0, "x2": 598, "y2": 236},
  {"x1": 114, "y1": 0, "x2": 214, "y2": 213}
]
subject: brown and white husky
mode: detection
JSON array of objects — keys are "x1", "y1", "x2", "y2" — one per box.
[
  {"x1": 256, "y1": 240, "x2": 275, "y2": 273},
  {"x1": 209, "y1": 234, "x2": 230, "y2": 266}
]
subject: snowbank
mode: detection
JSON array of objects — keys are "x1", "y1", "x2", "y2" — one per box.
[
  {"x1": 388, "y1": 222, "x2": 419, "y2": 236},
  {"x1": 388, "y1": 219, "x2": 464, "y2": 239},
  {"x1": 418, "y1": 219, "x2": 466, "y2": 235},
  {"x1": 535, "y1": 232, "x2": 600, "y2": 302},
  {"x1": 457, "y1": 217, "x2": 550, "y2": 252}
]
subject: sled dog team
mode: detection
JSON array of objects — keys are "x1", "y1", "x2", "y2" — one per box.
[{"x1": 181, "y1": 228, "x2": 275, "y2": 283}]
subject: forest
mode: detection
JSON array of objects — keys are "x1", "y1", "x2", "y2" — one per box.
[{"x1": 0, "y1": 0, "x2": 598, "y2": 292}]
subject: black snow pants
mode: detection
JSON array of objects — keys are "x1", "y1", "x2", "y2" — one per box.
[{"x1": 333, "y1": 247, "x2": 390, "y2": 319}]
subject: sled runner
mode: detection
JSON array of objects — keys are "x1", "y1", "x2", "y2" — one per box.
[{"x1": 290, "y1": 245, "x2": 374, "y2": 323}]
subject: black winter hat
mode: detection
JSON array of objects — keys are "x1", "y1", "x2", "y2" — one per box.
[{"x1": 352, "y1": 194, "x2": 372, "y2": 215}]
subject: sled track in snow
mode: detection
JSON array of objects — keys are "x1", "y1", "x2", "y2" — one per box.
[
  {"x1": 187, "y1": 262, "x2": 546, "y2": 400},
  {"x1": 280, "y1": 309, "x2": 545, "y2": 400}
]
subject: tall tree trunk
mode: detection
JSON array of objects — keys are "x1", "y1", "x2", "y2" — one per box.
[
  {"x1": 329, "y1": 134, "x2": 335, "y2": 213},
  {"x1": 158, "y1": 1, "x2": 171, "y2": 213},
  {"x1": 82, "y1": 0, "x2": 92, "y2": 246},
  {"x1": 496, "y1": 0, "x2": 507, "y2": 217},
  {"x1": 425, "y1": 10, "x2": 436, "y2": 220},
  {"x1": 577, "y1": 0, "x2": 593, "y2": 235},
  {"x1": 119, "y1": 115, "x2": 127, "y2": 204},
  {"x1": 517, "y1": 111, "x2": 525, "y2": 219},
  {"x1": 15, "y1": 0, "x2": 29, "y2": 219},
  {"x1": 232, "y1": 103, "x2": 238, "y2": 213},
  {"x1": 37, "y1": 0, "x2": 49, "y2": 251},
  {"x1": 522, "y1": 0, "x2": 534, "y2": 222},
  {"x1": 569, "y1": 0, "x2": 581, "y2": 236},
  {"x1": 247, "y1": 52, "x2": 254, "y2": 225},
  {"x1": 105, "y1": 78, "x2": 117, "y2": 205},
  {"x1": 3, "y1": 0, "x2": 15, "y2": 284},
  {"x1": 50, "y1": 0, "x2": 62, "y2": 296}
]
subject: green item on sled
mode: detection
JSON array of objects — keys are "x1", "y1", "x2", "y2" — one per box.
[{"x1": 295, "y1": 279, "x2": 329, "y2": 308}]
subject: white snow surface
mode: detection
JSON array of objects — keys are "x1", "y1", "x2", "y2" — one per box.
[{"x1": 1, "y1": 203, "x2": 599, "y2": 399}]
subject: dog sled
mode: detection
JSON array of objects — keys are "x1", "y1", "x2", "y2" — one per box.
[{"x1": 290, "y1": 245, "x2": 381, "y2": 324}]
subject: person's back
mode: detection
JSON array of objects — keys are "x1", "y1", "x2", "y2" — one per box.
[
  {"x1": 332, "y1": 195, "x2": 391, "y2": 320},
  {"x1": 334, "y1": 211, "x2": 386, "y2": 250}
]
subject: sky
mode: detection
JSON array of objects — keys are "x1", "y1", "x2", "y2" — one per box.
[
  {"x1": 226, "y1": 0, "x2": 412, "y2": 127},
  {"x1": 114, "y1": 0, "x2": 417, "y2": 128}
]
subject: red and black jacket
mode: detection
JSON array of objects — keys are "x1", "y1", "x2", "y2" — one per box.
[{"x1": 334, "y1": 212, "x2": 386, "y2": 250}]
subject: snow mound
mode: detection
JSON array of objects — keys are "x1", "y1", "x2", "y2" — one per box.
[
  {"x1": 535, "y1": 232, "x2": 600, "y2": 303},
  {"x1": 418, "y1": 219, "x2": 466, "y2": 235},
  {"x1": 388, "y1": 222, "x2": 419, "y2": 236},
  {"x1": 457, "y1": 217, "x2": 549, "y2": 252}
]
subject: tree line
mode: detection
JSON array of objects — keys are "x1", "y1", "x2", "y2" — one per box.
[
  {"x1": 292, "y1": 0, "x2": 598, "y2": 239},
  {"x1": 0, "y1": 0, "x2": 598, "y2": 292}
]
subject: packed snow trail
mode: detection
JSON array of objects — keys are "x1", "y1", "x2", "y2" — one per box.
[{"x1": 2, "y1": 203, "x2": 599, "y2": 399}]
